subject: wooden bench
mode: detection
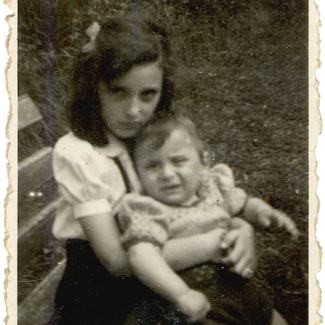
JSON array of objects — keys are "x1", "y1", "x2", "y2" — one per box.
[{"x1": 18, "y1": 95, "x2": 66, "y2": 325}]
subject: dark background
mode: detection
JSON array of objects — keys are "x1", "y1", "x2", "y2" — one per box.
[{"x1": 18, "y1": 1, "x2": 308, "y2": 323}]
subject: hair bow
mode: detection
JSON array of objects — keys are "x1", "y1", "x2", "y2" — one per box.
[{"x1": 81, "y1": 22, "x2": 101, "y2": 53}]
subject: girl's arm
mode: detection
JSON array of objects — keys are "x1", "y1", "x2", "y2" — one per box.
[
  {"x1": 80, "y1": 212, "x2": 257, "y2": 278},
  {"x1": 79, "y1": 212, "x2": 132, "y2": 277},
  {"x1": 129, "y1": 242, "x2": 210, "y2": 322}
]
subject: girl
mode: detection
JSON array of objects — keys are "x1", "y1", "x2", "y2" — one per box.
[
  {"x1": 52, "y1": 14, "x2": 258, "y2": 324},
  {"x1": 117, "y1": 116, "x2": 297, "y2": 325}
]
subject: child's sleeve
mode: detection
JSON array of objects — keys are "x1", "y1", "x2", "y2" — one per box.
[
  {"x1": 53, "y1": 135, "x2": 126, "y2": 219},
  {"x1": 118, "y1": 193, "x2": 170, "y2": 249},
  {"x1": 210, "y1": 164, "x2": 248, "y2": 216}
]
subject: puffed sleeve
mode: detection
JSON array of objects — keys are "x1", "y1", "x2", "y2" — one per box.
[
  {"x1": 209, "y1": 164, "x2": 248, "y2": 216},
  {"x1": 118, "y1": 193, "x2": 170, "y2": 249},
  {"x1": 53, "y1": 133, "x2": 126, "y2": 219}
]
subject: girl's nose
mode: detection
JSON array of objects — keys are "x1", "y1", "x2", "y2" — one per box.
[{"x1": 127, "y1": 96, "x2": 140, "y2": 119}]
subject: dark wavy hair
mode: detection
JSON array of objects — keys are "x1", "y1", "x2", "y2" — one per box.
[{"x1": 68, "y1": 13, "x2": 174, "y2": 146}]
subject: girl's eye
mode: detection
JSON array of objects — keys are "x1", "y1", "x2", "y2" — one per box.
[
  {"x1": 140, "y1": 89, "x2": 158, "y2": 102},
  {"x1": 109, "y1": 87, "x2": 126, "y2": 96}
]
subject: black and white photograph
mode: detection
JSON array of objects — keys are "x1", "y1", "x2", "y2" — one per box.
[{"x1": 15, "y1": 0, "x2": 313, "y2": 324}]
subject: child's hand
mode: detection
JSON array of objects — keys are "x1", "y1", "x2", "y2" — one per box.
[
  {"x1": 260, "y1": 207, "x2": 299, "y2": 238},
  {"x1": 245, "y1": 198, "x2": 299, "y2": 238},
  {"x1": 175, "y1": 289, "x2": 211, "y2": 323}
]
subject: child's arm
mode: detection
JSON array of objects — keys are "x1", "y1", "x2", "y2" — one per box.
[
  {"x1": 163, "y1": 228, "x2": 228, "y2": 271},
  {"x1": 243, "y1": 197, "x2": 299, "y2": 237},
  {"x1": 209, "y1": 164, "x2": 298, "y2": 237},
  {"x1": 129, "y1": 242, "x2": 210, "y2": 322}
]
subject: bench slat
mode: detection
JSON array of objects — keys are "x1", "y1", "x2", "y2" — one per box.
[
  {"x1": 18, "y1": 197, "x2": 63, "y2": 269},
  {"x1": 18, "y1": 197, "x2": 63, "y2": 239},
  {"x1": 18, "y1": 94, "x2": 43, "y2": 130},
  {"x1": 18, "y1": 147, "x2": 53, "y2": 200},
  {"x1": 18, "y1": 259, "x2": 67, "y2": 325}
]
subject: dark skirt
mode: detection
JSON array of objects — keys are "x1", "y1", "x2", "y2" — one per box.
[
  {"x1": 50, "y1": 240, "x2": 273, "y2": 325},
  {"x1": 50, "y1": 240, "x2": 163, "y2": 325}
]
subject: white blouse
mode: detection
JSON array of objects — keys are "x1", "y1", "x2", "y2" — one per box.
[{"x1": 52, "y1": 132, "x2": 142, "y2": 239}]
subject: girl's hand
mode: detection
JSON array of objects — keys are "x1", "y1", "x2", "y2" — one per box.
[
  {"x1": 245, "y1": 198, "x2": 299, "y2": 238},
  {"x1": 203, "y1": 228, "x2": 229, "y2": 259},
  {"x1": 175, "y1": 289, "x2": 211, "y2": 323},
  {"x1": 220, "y1": 218, "x2": 257, "y2": 278}
]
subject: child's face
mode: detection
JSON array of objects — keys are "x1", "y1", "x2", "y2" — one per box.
[
  {"x1": 99, "y1": 61, "x2": 163, "y2": 139},
  {"x1": 136, "y1": 128, "x2": 204, "y2": 206}
]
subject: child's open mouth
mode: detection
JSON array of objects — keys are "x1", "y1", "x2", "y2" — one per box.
[{"x1": 160, "y1": 184, "x2": 181, "y2": 193}]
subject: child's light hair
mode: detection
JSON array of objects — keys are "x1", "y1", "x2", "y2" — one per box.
[
  {"x1": 135, "y1": 115, "x2": 209, "y2": 166},
  {"x1": 68, "y1": 12, "x2": 174, "y2": 146}
]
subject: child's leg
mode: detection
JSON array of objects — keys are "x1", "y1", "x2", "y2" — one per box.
[{"x1": 271, "y1": 309, "x2": 289, "y2": 325}]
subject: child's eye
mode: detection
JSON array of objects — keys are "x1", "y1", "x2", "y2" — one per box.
[
  {"x1": 145, "y1": 161, "x2": 160, "y2": 169},
  {"x1": 172, "y1": 157, "x2": 187, "y2": 166}
]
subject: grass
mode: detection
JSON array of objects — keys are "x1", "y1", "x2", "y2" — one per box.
[{"x1": 18, "y1": 0, "x2": 308, "y2": 323}]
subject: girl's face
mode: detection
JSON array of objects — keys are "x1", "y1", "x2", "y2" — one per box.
[
  {"x1": 135, "y1": 128, "x2": 204, "y2": 206},
  {"x1": 99, "y1": 61, "x2": 163, "y2": 139}
]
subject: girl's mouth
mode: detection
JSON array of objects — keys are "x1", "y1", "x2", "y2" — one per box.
[
  {"x1": 115, "y1": 123, "x2": 143, "y2": 135},
  {"x1": 121, "y1": 122, "x2": 143, "y2": 131},
  {"x1": 122, "y1": 122, "x2": 143, "y2": 129}
]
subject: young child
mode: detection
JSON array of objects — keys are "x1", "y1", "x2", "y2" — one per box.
[
  {"x1": 118, "y1": 116, "x2": 298, "y2": 324},
  {"x1": 51, "y1": 14, "x2": 258, "y2": 325}
]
